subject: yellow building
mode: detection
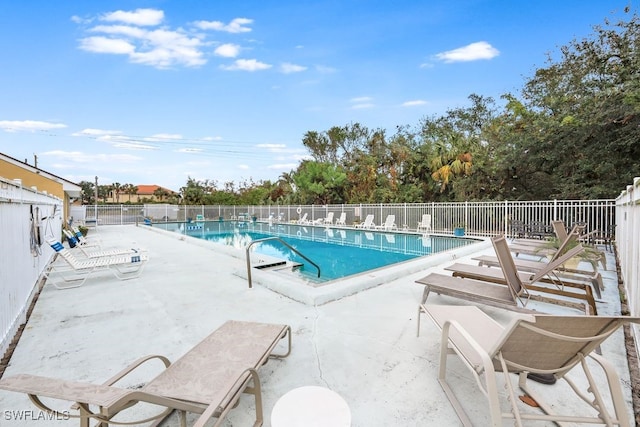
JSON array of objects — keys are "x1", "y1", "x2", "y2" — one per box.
[{"x1": 0, "y1": 152, "x2": 82, "y2": 221}]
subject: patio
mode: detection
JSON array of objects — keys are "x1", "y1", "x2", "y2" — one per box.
[{"x1": 0, "y1": 224, "x2": 635, "y2": 426}]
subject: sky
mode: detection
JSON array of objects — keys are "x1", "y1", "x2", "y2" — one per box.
[{"x1": 0, "y1": 1, "x2": 633, "y2": 192}]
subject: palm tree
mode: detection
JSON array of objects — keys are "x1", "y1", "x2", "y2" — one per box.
[
  {"x1": 153, "y1": 187, "x2": 169, "y2": 202},
  {"x1": 123, "y1": 184, "x2": 138, "y2": 202},
  {"x1": 110, "y1": 182, "x2": 122, "y2": 203}
]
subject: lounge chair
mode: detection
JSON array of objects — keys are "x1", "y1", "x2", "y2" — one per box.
[
  {"x1": 335, "y1": 212, "x2": 346, "y2": 226},
  {"x1": 323, "y1": 212, "x2": 334, "y2": 225},
  {"x1": 511, "y1": 220, "x2": 567, "y2": 246},
  {"x1": 0, "y1": 320, "x2": 292, "y2": 427},
  {"x1": 421, "y1": 304, "x2": 639, "y2": 427},
  {"x1": 295, "y1": 213, "x2": 309, "y2": 224},
  {"x1": 415, "y1": 240, "x2": 596, "y2": 336},
  {"x1": 45, "y1": 238, "x2": 148, "y2": 289},
  {"x1": 375, "y1": 215, "x2": 397, "y2": 231},
  {"x1": 444, "y1": 235, "x2": 598, "y2": 314},
  {"x1": 473, "y1": 231, "x2": 604, "y2": 297},
  {"x1": 417, "y1": 214, "x2": 432, "y2": 233},
  {"x1": 63, "y1": 229, "x2": 141, "y2": 259},
  {"x1": 355, "y1": 214, "x2": 375, "y2": 229}
]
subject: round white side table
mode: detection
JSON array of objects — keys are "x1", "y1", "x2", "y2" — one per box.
[{"x1": 271, "y1": 385, "x2": 351, "y2": 427}]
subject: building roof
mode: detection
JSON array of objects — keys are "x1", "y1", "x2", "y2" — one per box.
[
  {"x1": 134, "y1": 184, "x2": 177, "y2": 195},
  {"x1": 0, "y1": 151, "x2": 82, "y2": 197}
]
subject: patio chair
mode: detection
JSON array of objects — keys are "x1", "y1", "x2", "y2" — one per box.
[
  {"x1": 421, "y1": 304, "x2": 639, "y2": 427},
  {"x1": 415, "y1": 239, "x2": 596, "y2": 337},
  {"x1": 323, "y1": 212, "x2": 334, "y2": 225},
  {"x1": 417, "y1": 214, "x2": 432, "y2": 233},
  {"x1": 473, "y1": 232, "x2": 604, "y2": 298},
  {"x1": 444, "y1": 235, "x2": 598, "y2": 315},
  {"x1": 63, "y1": 229, "x2": 142, "y2": 259},
  {"x1": 355, "y1": 214, "x2": 375, "y2": 229},
  {"x1": 375, "y1": 215, "x2": 397, "y2": 231},
  {"x1": 0, "y1": 320, "x2": 292, "y2": 427},
  {"x1": 295, "y1": 213, "x2": 309, "y2": 224},
  {"x1": 511, "y1": 220, "x2": 567, "y2": 246},
  {"x1": 45, "y1": 238, "x2": 148, "y2": 289},
  {"x1": 335, "y1": 212, "x2": 346, "y2": 227}
]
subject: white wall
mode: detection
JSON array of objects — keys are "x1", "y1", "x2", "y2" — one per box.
[{"x1": 0, "y1": 177, "x2": 62, "y2": 357}]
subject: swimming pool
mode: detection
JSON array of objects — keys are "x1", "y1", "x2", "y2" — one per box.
[{"x1": 153, "y1": 220, "x2": 478, "y2": 283}]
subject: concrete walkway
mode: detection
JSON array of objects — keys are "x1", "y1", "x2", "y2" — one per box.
[{"x1": 0, "y1": 224, "x2": 634, "y2": 426}]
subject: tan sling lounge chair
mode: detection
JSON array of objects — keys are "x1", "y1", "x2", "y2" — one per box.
[
  {"x1": 421, "y1": 304, "x2": 639, "y2": 427},
  {"x1": 473, "y1": 230, "x2": 604, "y2": 298},
  {"x1": 415, "y1": 238, "x2": 596, "y2": 337},
  {"x1": 0, "y1": 320, "x2": 292, "y2": 427},
  {"x1": 510, "y1": 220, "x2": 568, "y2": 247},
  {"x1": 444, "y1": 235, "x2": 598, "y2": 315},
  {"x1": 45, "y1": 238, "x2": 148, "y2": 289}
]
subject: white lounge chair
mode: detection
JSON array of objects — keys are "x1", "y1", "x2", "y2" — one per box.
[
  {"x1": 335, "y1": 212, "x2": 346, "y2": 226},
  {"x1": 376, "y1": 215, "x2": 397, "y2": 231},
  {"x1": 295, "y1": 213, "x2": 309, "y2": 224},
  {"x1": 422, "y1": 304, "x2": 639, "y2": 427},
  {"x1": 63, "y1": 229, "x2": 141, "y2": 259},
  {"x1": 355, "y1": 214, "x2": 375, "y2": 229},
  {"x1": 45, "y1": 238, "x2": 148, "y2": 289},
  {"x1": 417, "y1": 214, "x2": 432, "y2": 233},
  {"x1": 0, "y1": 320, "x2": 292, "y2": 427},
  {"x1": 323, "y1": 212, "x2": 334, "y2": 225}
]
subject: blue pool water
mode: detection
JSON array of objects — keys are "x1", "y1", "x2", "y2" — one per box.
[{"x1": 154, "y1": 221, "x2": 477, "y2": 282}]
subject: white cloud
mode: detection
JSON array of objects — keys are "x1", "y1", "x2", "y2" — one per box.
[
  {"x1": 0, "y1": 120, "x2": 67, "y2": 132},
  {"x1": 72, "y1": 128, "x2": 123, "y2": 137},
  {"x1": 77, "y1": 10, "x2": 207, "y2": 68},
  {"x1": 434, "y1": 41, "x2": 499, "y2": 63},
  {"x1": 238, "y1": 164, "x2": 250, "y2": 170},
  {"x1": 349, "y1": 96, "x2": 374, "y2": 109},
  {"x1": 79, "y1": 36, "x2": 136, "y2": 54},
  {"x1": 221, "y1": 59, "x2": 271, "y2": 71},
  {"x1": 214, "y1": 43, "x2": 241, "y2": 58},
  {"x1": 402, "y1": 100, "x2": 427, "y2": 107},
  {"x1": 177, "y1": 148, "x2": 204, "y2": 153},
  {"x1": 101, "y1": 8, "x2": 164, "y2": 26},
  {"x1": 315, "y1": 65, "x2": 337, "y2": 73},
  {"x1": 280, "y1": 63, "x2": 307, "y2": 74},
  {"x1": 42, "y1": 150, "x2": 142, "y2": 163},
  {"x1": 193, "y1": 18, "x2": 253, "y2": 33},
  {"x1": 350, "y1": 96, "x2": 372, "y2": 103},
  {"x1": 146, "y1": 133, "x2": 183, "y2": 141}
]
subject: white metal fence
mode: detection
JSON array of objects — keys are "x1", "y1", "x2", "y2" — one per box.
[
  {"x1": 73, "y1": 199, "x2": 616, "y2": 239},
  {"x1": 0, "y1": 177, "x2": 62, "y2": 357},
  {"x1": 616, "y1": 177, "x2": 640, "y2": 321}
]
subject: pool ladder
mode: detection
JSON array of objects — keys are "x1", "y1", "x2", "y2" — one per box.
[{"x1": 246, "y1": 237, "x2": 321, "y2": 288}]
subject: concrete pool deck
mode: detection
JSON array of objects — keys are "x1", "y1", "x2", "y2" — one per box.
[{"x1": 0, "y1": 224, "x2": 636, "y2": 426}]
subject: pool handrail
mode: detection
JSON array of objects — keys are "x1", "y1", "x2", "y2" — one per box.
[{"x1": 246, "y1": 237, "x2": 321, "y2": 288}]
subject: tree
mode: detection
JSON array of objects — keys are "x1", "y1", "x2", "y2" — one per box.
[
  {"x1": 292, "y1": 161, "x2": 347, "y2": 204},
  {"x1": 123, "y1": 184, "x2": 138, "y2": 202},
  {"x1": 153, "y1": 187, "x2": 169, "y2": 202},
  {"x1": 78, "y1": 181, "x2": 95, "y2": 204},
  {"x1": 110, "y1": 182, "x2": 122, "y2": 203}
]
